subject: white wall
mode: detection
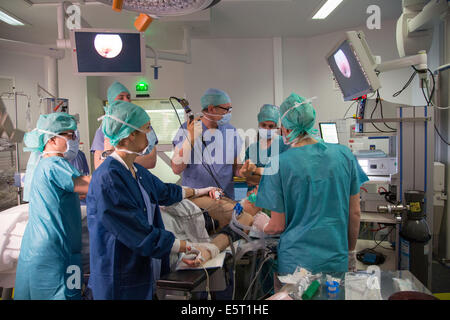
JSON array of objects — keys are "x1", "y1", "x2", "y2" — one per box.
[
  {"x1": 97, "y1": 58, "x2": 186, "y2": 101},
  {"x1": 184, "y1": 38, "x2": 275, "y2": 131}
]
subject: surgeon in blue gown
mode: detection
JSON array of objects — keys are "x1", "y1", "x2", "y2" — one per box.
[
  {"x1": 252, "y1": 93, "x2": 368, "y2": 285},
  {"x1": 171, "y1": 88, "x2": 243, "y2": 200},
  {"x1": 86, "y1": 101, "x2": 219, "y2": 300},
  {"x1": 15, "y1": 113, "x2": 91, "y2": 300}
]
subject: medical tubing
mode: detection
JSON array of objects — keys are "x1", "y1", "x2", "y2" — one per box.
[
  {"x1": 228, "y1": 203, "x2": 266, "y2": 262},
  {"x1": 243, "y1": 255, "x2": 272, "y2": 300},
  {"x1": 169, "y1": 97, "x2": 230, "y2": 198},
  {"x1": 228, "y1": 234, "x2": 238, "y2": 300}
]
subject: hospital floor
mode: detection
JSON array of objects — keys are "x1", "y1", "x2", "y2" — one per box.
[{"x1": 432, "y1": 259, "x2": 450, "y2": 298}]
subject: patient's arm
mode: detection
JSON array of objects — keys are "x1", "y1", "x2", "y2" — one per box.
[
  {"x1": 189, "y1": 195, "x2": 261, "y2": 231},
  {"x1": 182, "y1": 212, "x2": 254, "y2": 267}
]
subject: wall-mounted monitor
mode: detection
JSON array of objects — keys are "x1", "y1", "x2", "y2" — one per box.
[
  {"x1": 326, "y1": 31, "x2": 381, "y2": 101},
  {"x1": 70, "y1": 28, "x2": 145, "y2": 76}
]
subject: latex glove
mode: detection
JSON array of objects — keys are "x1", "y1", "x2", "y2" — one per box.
[
  {"x1": 187, "y1": 117, "x2": 203, "y2": 142},
  {"x1": 195, "y1": 187, "x2": 222, "y2": 199},
  {"x1": 182, "y1": 243, "x2": 220, "y2": 267},
  {"x1": 252, "y1": 212, "x2": 270, "y2": 232},
  {"x1": 184, "y1": 246, "x2": 203, "y2": 261},
  {"x1": 348, "y1": 250, "x2": 357, "y2": 272},
  {"x1": 239, "y1": 160, "x2": 257, "y2": 178}
]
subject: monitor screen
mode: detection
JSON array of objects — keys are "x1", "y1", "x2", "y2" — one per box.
[
  {"x1": 71, "y1": 29, "x2": 145, "y2": 75},
  {"x1": 327, "y1": 40, "x2": 372, "y2": 101},
  {"x1": 319, "y1": 122, "x2": 339, "y2": 144}
]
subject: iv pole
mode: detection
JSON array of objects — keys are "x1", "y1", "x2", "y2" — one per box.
[{"x1": 0, "y1": 89, "x2": 30, "y2": 205}]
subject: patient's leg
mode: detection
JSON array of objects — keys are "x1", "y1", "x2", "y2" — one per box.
[
  {"x1": 211, "y1": 212, "x2": 254, "y2": 251},
  {"x1": 190, "y1": 196, "x2": 260, "y2": 231}
]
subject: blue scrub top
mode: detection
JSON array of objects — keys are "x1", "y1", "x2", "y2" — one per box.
[
  {"x1": 255, "y1": 143, "x2": 368, "y2": 275},
  {"x1": 244, "y1": 136, "x2": 290, "y2": 191},
  {"x1": 86, "y1": 156, "x2": 182, "y2": 300},
  {"x1": 15, "y1": 157, "x2": 82, "y2": 300},
  {"x1": 172, "y1": 121, "x2": 243, "y2": 200},
  {"x1": 69, "y1": 150, "x2": 90, "y2": 176},
  {"x1": 90, "y1": 126, "x2": 105, "y2": 153}
]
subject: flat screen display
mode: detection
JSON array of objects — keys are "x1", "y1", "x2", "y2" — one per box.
[
  {"x1": 327, "y1": 40, "x2": 372, "y2": 101},
  {"x1": 71, "y1": 30, "x2": 144, "y2": 75},
  {"x1": 319, "y1": 122, "x2": 339, "y2": 144}
]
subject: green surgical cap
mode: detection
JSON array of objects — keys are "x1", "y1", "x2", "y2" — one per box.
[
  {"x1": 257, "y1": 104, "x2": 280, "y2": 124},
  {"x1": 200, "y1": 88, "x2": 231, "y2": 110},
  {"x1": 23, "y1": 112, "x2": 77, "y2": 153},
  {"x1": 102, "y1": 100, "x2": 150, "y2": 147},
  {"x1": 280, "y1": 93, "x2": 317, "y2": 143},
  {"x1": 107, "y1": 81, "x2": 130, "y2": 105}
]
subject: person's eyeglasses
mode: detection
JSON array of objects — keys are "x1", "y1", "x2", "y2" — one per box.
[
  {"x1": 215, "y1": 106, "x2": 232, "y2": 113},
  {"x1": 59, "y1": 132, "x2": 77, "y2": 140}
]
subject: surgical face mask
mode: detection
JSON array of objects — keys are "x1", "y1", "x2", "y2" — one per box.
[
  {"x1": 203, "y1": 111, "x2": 232, "y2": 126},
  {"x1": 141, "y1": 129, "x2": 158, "y2": 155},
  {"x1": 115, "y1": 131, "x2": 151, "y2": 156},
  {"x1": 40, "y1": 130, "x2": 79, "y2": 161},
  {"x1": 217, "y1": 112, "x2": 232, "y2": 126},
  {"x1": 258, "y1": 128, "x2": 278, "y2": 140}
]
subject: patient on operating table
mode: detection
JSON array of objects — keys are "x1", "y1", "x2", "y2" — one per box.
[{"x1": 168, "y1": 189, "x2": 266, "y2": 268}]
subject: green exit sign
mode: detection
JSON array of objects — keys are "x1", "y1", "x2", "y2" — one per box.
[{"x1": 136, "y1": 81, "x2": 149, "y2": 92}]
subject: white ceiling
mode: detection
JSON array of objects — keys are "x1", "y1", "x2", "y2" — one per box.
[{"x1": 0, "y1": 0, "x2": 402, "y2": 50}]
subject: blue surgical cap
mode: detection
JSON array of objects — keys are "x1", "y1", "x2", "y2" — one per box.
[
  {"x1": 257, "y1": 104, "x2": 280, "y2": 124},
  {"x1": 102, "y1": 100, "x2": 150, "y2": 146},
  {"x1": 280, "y1": 93, "x2": 317, "y2": 143},
  {"x1": 107, "y1": 81, "x2": 130, "y2": 105},
  {"x1": 200, "y1": 88, "x2": 231, "y2": 110},
  {"x1": 23, "y1": 112, "x2": 78, "y2": 153}
]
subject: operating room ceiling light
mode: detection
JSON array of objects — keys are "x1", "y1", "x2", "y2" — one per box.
[
  {"x1": 0, "y1": 8, "x2": 26, "y2": 26},
  {"x1": 94, "y1": 34, "x2": 123, "y2": 58},
  {"x1": 312, "y1": 0, "x2": 344, "y2": 20},
  {"x1": 97, "y1": 0, "x2": 222, "y2": 17}
]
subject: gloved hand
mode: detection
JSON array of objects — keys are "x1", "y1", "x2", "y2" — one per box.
[
  {"x1": 187, "y1": 117, "x2": 203, "y2": 142},
  {"x1": 182, "y1": 242, "x2": 220, "y2": 267},
  {"x1": 252, "y1": 212, "x2": 270, "y2": 232},
  {"x1": 239, "y1": 160, "x2": 257, "y2": 178},
  {"x1": 194, "y1": 187, "x2": 222, "y2": 199},
  {"x1": 348, "y1": 250, "x2": 357, "y2": 272},
  {"x1": 184, "y1": 246, "x2": 203, "y2": 261}
]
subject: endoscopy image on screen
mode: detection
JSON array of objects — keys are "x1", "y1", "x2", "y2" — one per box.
[
  {"x1": 327, "y1": 40, "x2": 372, "y2": 101},
  {"x1": 74, "y1": 32, "x2": 142, "y2": 73}
]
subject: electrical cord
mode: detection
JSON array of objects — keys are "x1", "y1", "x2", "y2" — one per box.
[
  {"x1": 369, "y1": 92, "x2": 397, "y2": 133},
  {"x1": 371, "y1": 226, "x2": 395, "y2": 251},
  {"x1": 169, "y1": 98, "x2": 232, "y2": 198},
  {"x1": 243, "y1": 254, "x2": 272, "y2": 300},
  {"x1": 356, "y1": 226, "x2": 395, "y2": 266},
  {"x1": 228, "y1": 235, "x2": 238, "y2": 301},
  {"x1": 420, "y1": 77, "x2": 450, "y2": 146},
  {"x1": 343, "y1": 100, "x2": 358, "y2": 119},
  {"x1": 343, "y1": 92, "x2": 377, "y2": 120},
  {"x1": 377, "y1": 91, "x2": 397, "y2": 131},
  {"x1": 257, "y1": 259, "x2": 275, "y2": 300},
  {"x1": 393, "y1": 68, "x2": 417, "y2": 98},
  {"x1": 201, "y1": 264, "x2": 211, "y2": 300}
]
